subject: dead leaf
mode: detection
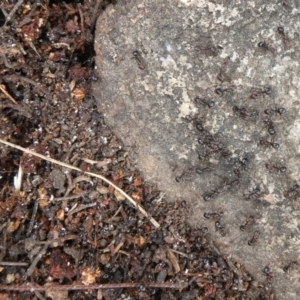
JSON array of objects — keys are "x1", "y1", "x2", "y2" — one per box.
[
  {"x1": 81, "y1": 267, "x2": 102, "y2": 285},
  {"x1": 167, "y1": 248, "x2": 180, "y2": 273}
]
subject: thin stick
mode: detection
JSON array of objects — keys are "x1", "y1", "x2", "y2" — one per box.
[
  {"x1": 0, "y1": 282, "x2": 186, "y2": 292},
  {"x1": 0, "y1": 84, "x2": 19, "y2": 105},
  {"x1": 4, "y1": 0, "x2": 24, "y2": 26},
  {"x1": 169, "y1": 249, "x2": 190, "y2": 259},
  {"x1": 111, "y1": 238, "x2": 125, "y2": 256},
  {"x1": 26, "y1": 199, "x2": 39, "y2": 237},
  {"x1": 51, "y1": 192, "x2": 87, "y2": 202},
  {"x1": 26, "y1": 244, "x2": 48, "y2": 276},
  {"x1": 0, "y1": 139, "x2": 160, "y2": 228},
  {"x1": 77, "y1": 4, "x2": 85, "y2": 40},
  {"x1": 0, "y1": 262, "x2": 28, "y2": 266},
  {"x1": 67, "y1": 203, "x2": 96, "y2": 215}
]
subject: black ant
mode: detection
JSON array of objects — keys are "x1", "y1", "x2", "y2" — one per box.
[
  {"x1": 263, "y1": 119, "x2": 276, "y2": 135},
  {"x1": 283, "y1": 261, "x2": 298, "y2": 273},
  {"x1": 277, "y1": 26, "x2": 289, "y2": 47},
  {"x1": 233, "y1": 106, "x2": 259, "y2": 120},
  {"x1": 258, "y1": 41, "x2": 275, "y2": 54},
  {"x1": 195, "y1": 122, "x2": 211, "y2": 136},
  {"x1": 183, "y1": 115, "x2": 193, "y2": 122},
  {"x1": 221, "y1": 178, "x2": 240, "y2": 191},
  {"x1": 239, "y1": 157, "x2": 249, "y2": 170},
  {"x1": 259, "y1": 138, "x2": 280, "y2": 149},
  {"x1": 175, "y1": 168, "x2": 193, "y2": 182},
  {"x1": 206, "y1": 146, "x2": 231, "y2": 159},
  {"x1": 194, "y1": 45, "x2": 218, "y2": 55},
  {"x1": 194, "y1": 97, "x2": 215, "y2": 108},
  {"x1": 232, "y1": 157, "x2": 249, "y2": 179},
  {"x1": 249, "y1": 87, "x2": 272, "y2": 99},
  {"x1": 203, "y1": 190, "x2": 218, "y2": 201},
  {"x1": 217, "y1": 58, "x2": 231, "y2": 82},
  {"x1": 198, "y1": 137, "x2": 223, "y2": 150},
  {"x1": 184, "y1": 113, "x2": 206, "y2": 124},
  {"x1": 245, "y1": 187, "x2": 261, "y2": 201},
  {"x1": 262, "y1": 266, "x2": 273, "y2": 289},
  {"x1": 215, "y1": 85, "x2": 236, "y2": 96},
  {"x1": 201, "y1": 227, "x2": 209, "y2": 234},
  {"x1": 204, "y1": 210, "x2": 224, "y2": 220},
  {"x1": 284, "y1": 184, "x2": 300, "y2": 198},
  {"x1": 132, "y1": 51, "x2": 146, "y2": 70},
  {"x1": 265, "y1": 163, "x2": 286, "y2": 174},
  {"x1": 240, "y1": 216, "x2": 255, "y2": 231},
  {"x1": 233, "y1": 168, "x2": 241, "y2": 178},
  {"x1": 264, "y1": 107, "x2": 286, "y2": 117},
  {"x1": 215, "y1": 220, "x2": 226, "y2": 236},
  {"x1": 196, "y1": 166, "x2": 214, "y2": 174},
  {"x1": 195, "y1": 122, "x2": 204, "y2": 132},
  {"x1": 248, "y1": 230, "x2": 260, "y2": 246}
]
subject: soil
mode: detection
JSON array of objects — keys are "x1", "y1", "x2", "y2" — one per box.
[{"x1": 0, "y1": 1, "x2": 281, "y2": 299}]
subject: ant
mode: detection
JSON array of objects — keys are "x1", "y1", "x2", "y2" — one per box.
[
  {"x1": 248, "y1": 230, "x2": 260, "y2": 245},
  {"x1": 215, "y1": 221, "x2": 226, "y2": 236},
  {"x1": 245, "y1": 187, "x2": 261, "y2": 201},
  {"x1": 215, "y1": 85, "x2": 236, "y2": 96},
  {"x1": 233, "y1": 168, "x2": 241, "y2": 178},
  {"x1": 132, "y1": 51, "x2": 146, "y2": 70},
  {"x1": 240, "y1": 216, "x2": 255, "y2": 231},
  {"x1": 195, "y1": 122, "x2": 212, "y2": 137},
  {"x1": 183, "y1": 115, "x2": 193, "y2": 123},
  {"x1": 263, "y1": 266, "x2": 273, "y2": 288},
  {"x1": 233, "y1": 106, "x2": 259, "y2": 120},
  {"x1": 195, "y1": 122, "x2": 204, "y2": 132},
  {"x1": 221, "y1": 178, "x2": 240, "y2": 191},
  {"x1": 284, "y1": 184, "x2": 300, "y2": 198},
  {"x1": 265, "y1": 162, "x2": 286, "y2": 173},
  {"x1": 184, "y1": 113, "x2": 206, "y2": 124},
  {"x1": 201, "y1": 227, "x2": 209, "y2": 234},
  {"x1": 277, "y1": 26, "x2": 289, "y2": 47},
  {"x1": 231, "y1": 158, "x2": 249, "y2": 178},
  {"x1": 198, "y1": 137, "x2": 223, "y2": 151},
  {"x1": 263, "y1": 119, "x2": 276, "y2": 135},
  {"x1": 258, "y1": 41, "x2": 275, "y2": 54},
  {"x1": 249, "y1": 87, "x2": 272, "y2": 99},
  {"x1": 204, "y1": 210, "x2": 224, "y2": 219},
  {"x1": 194, "y1": 44, "x2": 218, "y2": 55},
  {"x1": 239, "y1": 157, "x2": 249, "y2": 170},
  {"x1": 175, "y1": 168, "x2": 193, "y2": 182},
  {"x1": 206, "y1": 146, "x2": 231, "y2": 159},
  {"x1": 283, "y1": 261, "x2": 298, "y2": 273},
  {"x1": 259, "y1": 138, "x2": 280, "y2": 149},
  {"x1": 217, "y1": 58, "x2": 231, "y2": 82},
  {"x1": 264, "y1": 107, "x2": 286, "y2": 117},
  {"x1": 196, "y1": 166, "x2": 215, "y2": 174},
  {"x1": 194, "y1": 97, "x2": 215, "y2": 108},
  {"x1": 198, "y1": 153, "x2": 207, "y2": 161},
  {"x1": 203, "y1": 190, "x2": 218, "y2": 201}
]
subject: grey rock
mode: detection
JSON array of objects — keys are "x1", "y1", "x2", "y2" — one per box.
[{"x1": 93, "y1": 0, "x2": 300, "y2": 298}]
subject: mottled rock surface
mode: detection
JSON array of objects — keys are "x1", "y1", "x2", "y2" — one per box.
[{"x1": 93, "y1": 1, "x2": 300, "y2": 298}]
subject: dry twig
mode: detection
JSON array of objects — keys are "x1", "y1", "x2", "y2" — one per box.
[
  {"x1": 0, "y1": 282, "x2": 186, "y2": 292},
  {"x1": 4, "y1": 0, "x2": 24, "y2": 26},
  {"x1": 0, "y1": 262, "x2": 28, "y2": 266},
  {"x1": 0, "y1": 84, "x2": 18, "y2": 105}
]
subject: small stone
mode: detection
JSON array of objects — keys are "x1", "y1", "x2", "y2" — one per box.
[{"x1": 114, "y1": 189, "x2": 125, "y2": 201}]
